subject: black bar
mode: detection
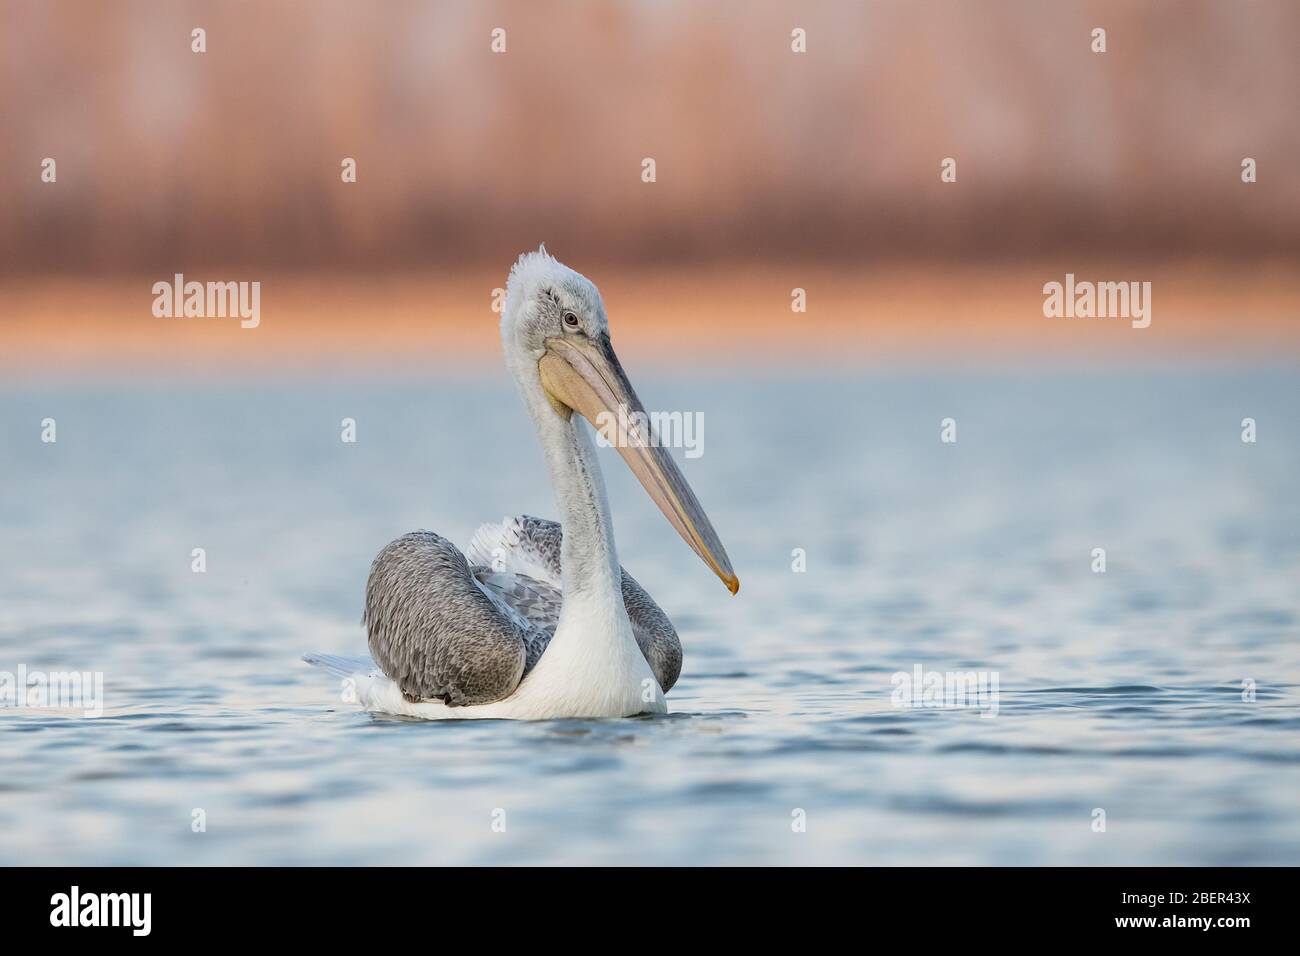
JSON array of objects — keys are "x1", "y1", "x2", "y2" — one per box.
[{"x1": 0, "y1": 867, "x2": 1278, "y2": 941}]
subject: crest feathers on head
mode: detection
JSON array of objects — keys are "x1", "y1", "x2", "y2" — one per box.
[{"x1": 505, "y1": 244, "x2": 564, "y2": 314}]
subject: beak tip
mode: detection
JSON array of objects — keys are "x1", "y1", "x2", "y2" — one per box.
[{"x1": 724, "y1": 573, "x2": 740, "y2": 595}]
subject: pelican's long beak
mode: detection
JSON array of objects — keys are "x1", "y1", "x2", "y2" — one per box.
[{"x1": 539, "y1": 335, "x2": 739, "y2": 594}]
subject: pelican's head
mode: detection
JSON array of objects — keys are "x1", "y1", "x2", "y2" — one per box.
[
  {"x1": 502, "y1": 245, "x2": 609, "y2": 357},
  {"x1": 501, "y1": 246, "x2": 738, "y2": 595}
]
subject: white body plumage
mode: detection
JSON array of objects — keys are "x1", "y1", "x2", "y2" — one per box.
[{"x1": 307, "y1": 518, "x2": 665, "y2": 720}]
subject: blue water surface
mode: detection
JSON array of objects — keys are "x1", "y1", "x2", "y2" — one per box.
[{"x1": 1, "y1": 366, "x2": 1297, "y2": 864}]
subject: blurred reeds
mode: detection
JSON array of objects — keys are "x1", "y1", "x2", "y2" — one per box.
[{"x1": 2, "y1": 0, "x2": 1296, "y2": 371}]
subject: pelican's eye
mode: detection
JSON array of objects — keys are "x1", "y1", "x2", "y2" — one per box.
[{"x1": 562, "y1": 310, "x2": 581, "y2": 331}]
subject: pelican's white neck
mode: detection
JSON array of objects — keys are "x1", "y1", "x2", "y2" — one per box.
[
  {"x1": 534, "y1": 405, "x2": 622, "y2": 602},
  {"x1": 506, "y1": 350, "x2": 623, "y2": 613}
]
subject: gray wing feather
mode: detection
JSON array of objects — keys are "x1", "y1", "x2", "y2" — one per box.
[
  {"x1": 472, "y1": 569, "x2": 563, "y2": 633},
  {"x1": 470, "y1": 516, "x2": 683, "y2": 692},
  {"x1": 467, "y1": 515, "x2": 562, "y2": 584},
  {"x1": 365, "y1": 531, "x2": 549, "y2": 706},
  {"x1": 620, "y1": 568, "x2": 682, "y2": 692}
]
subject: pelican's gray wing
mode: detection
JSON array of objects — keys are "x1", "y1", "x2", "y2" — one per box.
[
  {"x1": 472, "y1": 568, "x2": 563, "y2": 634},
  {"x1": 364, "y1": 531, "x2": 549, "y2": 706},
  {"x1": 619, "y1": 567, "x2": 682, "y2": 692},
  {"x1": 467, "y1": 515, "x2": 564, "y2": 585},
  {"x1": 467, "y1": 515, "x2": 682, "y2": 691}
]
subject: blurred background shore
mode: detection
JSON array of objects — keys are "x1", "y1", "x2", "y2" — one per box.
[
  {"x1": 5, "y1": 260, "x2": 1299, "y2": 380},
  {"x1": 2, "y1": 0, "x2": 1297, "y2": 375}
]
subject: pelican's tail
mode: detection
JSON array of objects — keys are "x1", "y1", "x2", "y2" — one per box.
[
  {"x1": 302, "y1": 652, "x2": 396, "y2": 712},
  {"x1": 302, "y1": 652, "x2": 376, "y2": 679},
  {"x1": 303, "y1": 652, "x2": 470, "y2": 719}
]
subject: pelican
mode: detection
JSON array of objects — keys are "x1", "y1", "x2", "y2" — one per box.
[{"x1": 305, "y1": 247, "x2": 738, "y2": 719}]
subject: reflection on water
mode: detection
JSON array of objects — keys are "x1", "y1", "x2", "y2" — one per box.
[{"x1": 1, "y1": 367, "x2": 1298, "y2": 864}]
